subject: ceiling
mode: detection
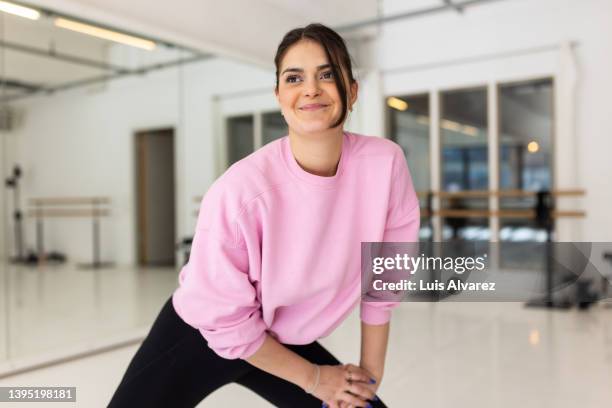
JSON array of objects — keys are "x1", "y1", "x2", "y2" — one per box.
[
  {"x1": 0, "y1": 7, "x2": 201, "y2": 101},
  {"x1": 1, "y1": 0, "x2": 488, "y2": 101}
]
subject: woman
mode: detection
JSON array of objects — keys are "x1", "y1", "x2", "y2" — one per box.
[{"x1": 109, "y1": 23, "x2": 419, "y2": 408}]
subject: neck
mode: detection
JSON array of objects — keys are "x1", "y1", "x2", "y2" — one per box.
[{"x1": 288, "y1": 128, "x2": 344, "y2": 177}]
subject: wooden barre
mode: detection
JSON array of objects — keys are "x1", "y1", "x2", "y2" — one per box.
[
  {"x1": 27, "y1": 209, "x2": 110, "y2": 217},
  {"x1": 417, "y1": 189, "x2": 585, "y2": 199},
  {"x1": 29, "y1": 197, "x2": 111, "y2": 206},
  {"x1": 420, "y1": 209, "x2": 586, "y2": 219}
]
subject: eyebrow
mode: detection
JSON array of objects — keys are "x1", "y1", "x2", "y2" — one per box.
[{"x1": 281, "y1": 64, "x2": 331, "y2": 75}]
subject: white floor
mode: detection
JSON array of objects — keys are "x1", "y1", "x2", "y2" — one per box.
[
  {"x1": 0, "y1": 263, "x2": 177, "y2": 362},
  {"x1": 1, "y1": 264, "x2": 612, "y2": 407}
]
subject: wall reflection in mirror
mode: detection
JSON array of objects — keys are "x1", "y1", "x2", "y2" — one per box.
[{"x1": 0, "y1": 5, "x2": 222, "y2": 369}]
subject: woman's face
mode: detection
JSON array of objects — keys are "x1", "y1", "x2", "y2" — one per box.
[{"x1": 275, "y1": 40, "x2": 357, "y2": 135}]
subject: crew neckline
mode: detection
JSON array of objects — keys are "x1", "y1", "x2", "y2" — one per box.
[{"x1": 281, "y1": 132, "x2": 351, "y2": 188}]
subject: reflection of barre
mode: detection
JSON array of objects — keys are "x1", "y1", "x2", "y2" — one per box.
[
  {"x1": 421, "y1": 209, "x2": 586, "y2": 219},
  {"x1": 29, "y1": 196, "x2": 111, "y2": 205},
  {"x1": 27, "y1": 196, "x2": 112, "y2": 269},
  {"x1": 417, "y1": 189, "x2": 586, "y2": 198},
  {"x1": 418, "y1": 189, "x2": 586, "y2": 220},
  {"x1": 27, "y1": 209, "x2": 110, "y2": 217},
  {"x1": 417, "y1": 189, "x2": 587, "y2": 308}
]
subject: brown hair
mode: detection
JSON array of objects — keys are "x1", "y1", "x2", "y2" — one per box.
[{"x1": 274, "y1": 23, "x2": 356, "y2": 128}]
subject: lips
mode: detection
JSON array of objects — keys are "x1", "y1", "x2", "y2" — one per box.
[{"x1": 299, "y1": 103, "x2": 329, "y2": 111}]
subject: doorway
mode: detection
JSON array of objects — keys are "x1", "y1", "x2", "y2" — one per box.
[{"x1": 135, "y1": 128, "x2": 176, "y2": 266}]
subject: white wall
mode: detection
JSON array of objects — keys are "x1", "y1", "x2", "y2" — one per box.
[
  {"x1": 4, "y1": 58, "x2": 274, "y2": 265},
  {"x1": 376, "y1": 0, "x2": 612, "y2": 241}
]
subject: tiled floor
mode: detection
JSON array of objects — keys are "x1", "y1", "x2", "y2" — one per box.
[{"x1": 1, "y1": 263, "x2": 612, "y2": 407}]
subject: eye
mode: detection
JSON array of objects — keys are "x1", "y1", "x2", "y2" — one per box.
[
  {"x1": 286, "y1": 75, "x2": 302, "y2": 84},
  {"x1": 320, "y1": 71, "x2": 334, "y2": 80}
]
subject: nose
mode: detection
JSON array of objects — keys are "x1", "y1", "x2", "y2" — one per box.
[{"x1": 303, "y1": 77, "x2": 321, "y2": 98}]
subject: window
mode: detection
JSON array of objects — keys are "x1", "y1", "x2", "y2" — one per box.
[
  {"x1": 262, "y1": 111, "x2": 287, "y2": 145},
  {"x1": 499, "y1": 79, "x2": 553, "y2": 244},
  {"x1": 387, "y1": 94, "x2": 431, "y2": 240},
  {"x1": 498, "y1": 78, "x2": 553, "y2": 269},
  {"x1": 226, "y1": 115, "x2": 254, "y2": 167},
  {"x1": 225, "y1": 111, "x2": 286, "y2": 170},
  {"x1": 440, "y1": 87, "x2": 489, "y2": 242}
]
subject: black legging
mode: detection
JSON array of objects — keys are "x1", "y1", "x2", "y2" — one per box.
[{"x1": 108, "y1": 297, "x2": 388, "y2": 407}]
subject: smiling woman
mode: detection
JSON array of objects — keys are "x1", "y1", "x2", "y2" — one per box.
[
  {"x1": 274, "y1": 26, "x2": 358, "y2": 177},
  {"x1": 110, "y1": 23, "x2": 419, "y2": 408}
]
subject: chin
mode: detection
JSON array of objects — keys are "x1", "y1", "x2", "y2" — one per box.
[
  {"x1": 297, "y1": 123, "x2": 333, "y2": 134},
  {"x1": 290, "y1": 118, "x2": 339, "y2": 135}
]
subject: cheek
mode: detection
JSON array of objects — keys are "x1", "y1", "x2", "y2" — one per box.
[
  {"x1": 278, "y1": 90, "x2": 298, "y2": 110},
  {"x1": 322, "y1": 84, "x2": 341, "y2": 104}
]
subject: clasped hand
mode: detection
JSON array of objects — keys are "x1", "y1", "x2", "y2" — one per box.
[{"x1": 311, "y1": 363, "x2": 379, "y2": 408}]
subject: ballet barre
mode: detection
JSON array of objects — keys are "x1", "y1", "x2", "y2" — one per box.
[
  {"x1": 417, "y1": 188, "x2": 587, "y2": 309},
  {"x1": 27, "y1": 196, "x2": 112, "y2": 269}
]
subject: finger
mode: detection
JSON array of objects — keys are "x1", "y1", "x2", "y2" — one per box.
[
  {"x1": 342, "y1": 364, "x2": 365, "y2": 383},
  {"x1": 347, "y1": 383, "x2": 375, "y2": 401},
  {"x1": 346, "y1": 369, "x2": 373, "y2": 384},
  {"x1": 340, "y1": 391, "x2": 369, "y2": 408}
]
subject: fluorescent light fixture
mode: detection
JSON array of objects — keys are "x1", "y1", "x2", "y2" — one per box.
[
  {"x1": 387, "y1": 97, "x2": 409, "y2": 111},
  {"x1": 54, "y1": 17, "x2": 156, "y2": 51},
  {"x1": 462, "y1": 125, "x2": 478, "y2": 137},
  {"x1": 527, "y1": 141, "x2": 539, "y2": 153},
  {"x1": 441, "y1": 119, "x2": 461, "y2": 132},
  {"x1": 0, "y1": 1, "x2": 40, "y2": 20}
]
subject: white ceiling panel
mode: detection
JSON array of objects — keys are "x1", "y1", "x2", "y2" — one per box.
[
  {"x1": 2, "y1": 49, "x2": 107, "y2": 86},
  {"x1": 383, "y1": 0, "x2": 451, "y2": 16},
  {"x1": 28, "y1": 0, "x2": 381, "y2": 67}
]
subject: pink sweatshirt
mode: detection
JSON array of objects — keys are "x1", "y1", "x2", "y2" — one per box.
[{"x1": 172, "y1": 131, "x2": 420, "y2": 360}]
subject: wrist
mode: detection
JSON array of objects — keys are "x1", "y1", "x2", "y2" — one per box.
[
  {"x1": 360, "y1": 361, "x2": 384, "y2": 382},
  {"x1": 301, "y1": 363, "x2": 320, "y2": 394}
]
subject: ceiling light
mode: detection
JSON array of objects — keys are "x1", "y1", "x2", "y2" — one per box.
[
  {"x1": 441, "y1": 119, "x2": 461, "y2": 132},
  {"x1": 527, "y1": 141, "x2": 539, "y2": 153},
  {"x1": 462, "y1": 125, "x2": 478, "y2": 137},
  {"x1": 54, "y1": 17, "x2": 156, "y2": 51},
  {"x1": 0, "y1": 1, "x2": 40, "y2": 20},
  {"x1": 387, "y1": 97, "x2": 409, "y2": 111}
]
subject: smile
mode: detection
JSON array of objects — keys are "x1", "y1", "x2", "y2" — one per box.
[{"x1": 299, "y1": 103, "x2": 329, "y2": 111}]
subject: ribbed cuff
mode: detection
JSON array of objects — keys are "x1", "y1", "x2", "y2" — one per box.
[{"x1": 360, "y1": 302, "x2": 392, "y2": 325}]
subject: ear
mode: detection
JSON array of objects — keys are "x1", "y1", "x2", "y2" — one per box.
[{"x1": 349, "y1": 81, "x2": 359, "y2": 109}]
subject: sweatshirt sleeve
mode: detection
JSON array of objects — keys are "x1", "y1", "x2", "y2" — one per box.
[
  {"x1": 360, "y1": 144, "x2": 420, "y2": 325},
  {"x1": 174, "y1": 181, "x2": 267, "y2": 360}
]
